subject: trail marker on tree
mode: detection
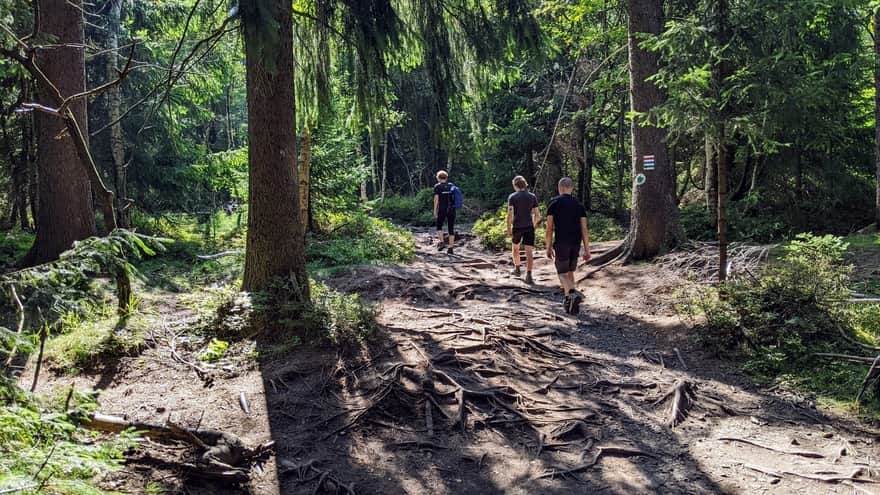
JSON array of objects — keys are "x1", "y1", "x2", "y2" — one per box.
[
  {"x1": 643, "y1": 155, "x2": 655, "y2": 171},
  {"x1": 635, "y1": 174, "x2": 647, "y2": 186}
]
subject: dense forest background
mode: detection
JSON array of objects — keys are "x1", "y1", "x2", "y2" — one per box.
[{"x1": 2, "y1": 0, "x2": 876, "y2": 247}]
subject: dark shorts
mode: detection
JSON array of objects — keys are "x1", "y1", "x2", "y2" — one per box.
[
  {"x1": 512, "y1": 228, "x2": 535, "y2": 247},
  {"x1": 436, "y1": 208, "x2": 456, "y2": 235},
  {"x1": 553, "y1": 243, "x2": 580, "y2": 274}
]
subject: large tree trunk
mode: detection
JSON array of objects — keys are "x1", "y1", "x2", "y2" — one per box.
[
  {"x1": 622, "y1": 0, "x2": 682, "y2": 260},
  {"x1": 26, "y1": 0, "x2": 96, "y2": 265},
  {"x1": 240, "y1": 0, "x2": 308, "y2": 296},
  {"x1": 876, "y1": 7, "x2": 880, "y2": 227},
  {"x1": 714, "y1": 0, "x2": 733, "y2": 281},
  {"x1": 615, "y1": 97, "x2": 626, "y2": 218}
]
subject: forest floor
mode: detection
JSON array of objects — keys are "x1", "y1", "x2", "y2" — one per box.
[{"x1": 18, "y1": 227, "x2": 880, "y2": 494}]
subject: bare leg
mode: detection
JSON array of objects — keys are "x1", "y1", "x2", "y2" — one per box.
[
  {"x1": 448, "y1": 234, "x2": 455, "y2": 248},
  {"x1": 512, "y1": 243, "x2": 521, "y2": 267},
  {"x1": 437, "y1": 230, "x2": 445, "y2": 246},
  {"x1": 525, "y1": 246, "x2": 534, "y2": 272},
  {"x1": 557, "y1": 273, "x2": 576, "y2": 296}
]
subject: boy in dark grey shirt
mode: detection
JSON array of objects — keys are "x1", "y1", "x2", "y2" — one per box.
[{"x1": 507, "y1": 175, "x2": 541, "y2": 283}]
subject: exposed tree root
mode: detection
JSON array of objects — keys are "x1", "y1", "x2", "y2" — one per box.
[
  {"x1": 743, "y1": 463, "x2": 879, "y2": 485},
  {"x1": 718, "y1": 437, "x2": 824, "y2": 459},
  {"x1": 653, "y1": 379, "x2": 696, "y2": 427},
  {"x1": 278, "y1": 459, "x2": 357, "y2": 494},
  {"x1": 535, "y1": 444, "x2": 656, "y2": 480}
]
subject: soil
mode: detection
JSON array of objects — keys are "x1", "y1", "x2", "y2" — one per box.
[{"x1": 19, "y1": 227, "x2": 880, "y2": 494}]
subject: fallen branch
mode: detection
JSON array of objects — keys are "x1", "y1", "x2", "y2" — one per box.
[
  {"x1": 856, "y1": 355, "x2": 880, "y2": 404},
  {"x1": 197, "y1": 250, "x2": 241, "y2": 260}
]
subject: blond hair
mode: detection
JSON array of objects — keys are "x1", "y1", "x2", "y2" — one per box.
[{"x1": 436, "y1": 170, "x2": 448, "y2": 181}]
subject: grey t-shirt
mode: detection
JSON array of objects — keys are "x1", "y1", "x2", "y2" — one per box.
[{"x1": 508, "y1": 190, "x2": 538, "y2": 230}]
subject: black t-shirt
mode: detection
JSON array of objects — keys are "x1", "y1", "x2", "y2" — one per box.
[
  {"x1": 508, "y1": 190, "x2": 538, "y2": 230},
  {"x1": 547, "y1": 194, "x2": 587, "y2": 245},
  {"x1": 433, "y1": 182, "x2": 454, "y2": 211}
]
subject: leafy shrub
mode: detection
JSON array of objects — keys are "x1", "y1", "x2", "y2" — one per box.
[
  {"x1": 371, "y1": 188, "x2": 435, "y2": 226},
  {"x1": 307, "y1": 211, "x2": 415, "y2": 270},
  {"x1": 473, "y1": 205, "x2": 623, "y2": 251},
  {"x1": 683, "y1": 233, "x2": 852, "y2": 364}
]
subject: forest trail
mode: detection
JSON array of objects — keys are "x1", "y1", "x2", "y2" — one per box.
[{"x1": 20, "y1": 227, "x2": 880, "y2": 494}]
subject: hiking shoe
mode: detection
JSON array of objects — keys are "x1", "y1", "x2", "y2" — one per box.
[
  {"x1": 447, "y1": 247, "x2": 454, "y2": 255},
  {"x1": 437, "y1": 243, "x2": 446, "y2": 251},
  {"x1": 511, "y1": 266, "x2": 522, "y2": 277},
  {"x1": 563, "y1": 296, "x2": 572, "y2": 314},
  {"x1": 568, "y1": 290, "x2": 584, "y2": 315},
  {"x1": 524, "y1": 272, "x2": 534, "y2": 284}
]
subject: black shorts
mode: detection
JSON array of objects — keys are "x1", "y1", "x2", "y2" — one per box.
[
  {"x1": 553, "y1": 243, "x2": 580, "y2": 274},
  {"x1": 512, "y1": 228, "x2": 535, "y2": 247},
  {"x1": 436, "y1": 208, "x2": 456, "y2": 235}
]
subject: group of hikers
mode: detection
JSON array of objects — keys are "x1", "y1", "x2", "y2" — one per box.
[{"x1": 433, "y1": 170, "x2": 590, "y2": 315}]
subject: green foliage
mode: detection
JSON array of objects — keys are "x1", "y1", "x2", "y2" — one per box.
[
  {"x1": 371, "y1": 189, "x2": 435, "y2": 225},
  {"x1": 307, "y1": 211, "x2": 416, "y2": 271},
  {"x1": 199, "y1": 338, "x2": 229, "y2": 362},
  {"x1": 0, "y1": 380, "x2": 137, "y2": 494},
  {"x1": 41, "y1": 304, "x2": 152, "y2": 373},
  {"x1": 214, "y1": 278, "x2": 376, "y2": 348},
  {"x1": 0, "y1": 230, "x2": 34, "y2": 268},
  {"x1": 681, "y1": 233, "x2": 880, "y2": 410},
  {"x1": 0, "y1": 230, "x2": 166, "y2": 322},
  {"x1": 679, "y1": 194, "x2": 789, "y2": 243},
  {"x1": 685, "y1": 233, "x2": 851, "y2": 356}
]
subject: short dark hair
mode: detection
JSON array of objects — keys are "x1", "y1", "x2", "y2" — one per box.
[
  {"x1": 558, "y1": 177, "x2": 574, "y2": 189},
  {"x1": 513, "y1": 176, "x2": 528, "y2": 189}
]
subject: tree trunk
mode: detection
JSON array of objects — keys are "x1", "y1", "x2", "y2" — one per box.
[
  {"x1": 106, "y1": 0, "x2": 128, "y2": 228},
  {"x1": 731, "y1": 143, "x2": 752, "y2": 201},
  {"x1": 876, "y1": 8, "x2": 880, "y2": 227},
  {"x1": 705, "y1": 134, "x2": 717, "y2": 224},
  {"x1": 623, "y1": 0, "x2": 682, "y2": 260},
  {"x1": 615, "y1": 97, "x2": 626, "y2": 218},
  {"x1": 717, "y1": 139, "x2": 732, "y2": 281},
  {"x1": 299, "y1": 125, "x2": 311, "y2": 232},
  {"x1": 225, "y1": 83, "x2": 234, "y2": 150},
  {"x1": 26, "y1": 0, "x2": 96, "y2": 265},
  {"x1": 240, "y1": 0, "x2": 308, "y2": 297},
  {"x1": 380, "y1": 129, "x2": 388, "y2": 199}
]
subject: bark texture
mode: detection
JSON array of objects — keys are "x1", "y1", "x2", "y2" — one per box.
[
  {"x1": 624, "y1": 0, "x2": 682, "y2": 259},
  {"x1": 875, "y1": 9, "x2": 880, "y2": 227},
  {"x1": 240, "y1": 0, "x2": 308, "y2": 296},
  {"x1": 27, "y1": 0, "x2": 96, "y2": 264}
]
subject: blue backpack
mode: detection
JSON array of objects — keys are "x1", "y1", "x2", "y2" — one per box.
[{"x1": 449, "y1": 183, "x2": 464, "y2": 209}]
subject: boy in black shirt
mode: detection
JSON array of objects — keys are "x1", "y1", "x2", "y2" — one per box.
[
  {"x1": 433, "y1": 170, "x2": 455, "y2": 254},
  {"x1": 545, "y1": 177, "x2": 591, "y2": 315},
  {"x1": 507, "y1": 175, "x2": 540, "y2": 284}
]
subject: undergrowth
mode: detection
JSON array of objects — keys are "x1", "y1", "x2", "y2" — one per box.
[
  {"x1": 307, "y1": 211, "x2": 415, "y2": 273},
  {"x1": 679, "y1": 233, "x2": 880, "y2": 414},
  {"x1": 0, "y1": 378, "x2": 137, "y2": 494},
  {"x1": 371, "y1": 189, "x2": 435, "y2": 226}
]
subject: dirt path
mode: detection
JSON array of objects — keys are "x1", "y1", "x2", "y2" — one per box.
[{"x1": 21, "y1": 227, "x2": 880, "y2": 494}]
